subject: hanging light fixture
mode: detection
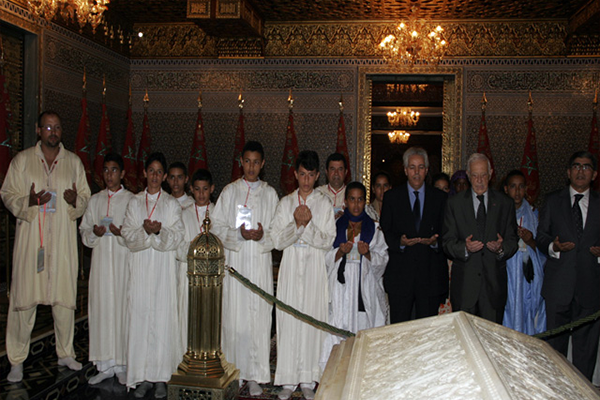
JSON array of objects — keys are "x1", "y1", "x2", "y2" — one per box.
[
  {"x1": 379, "y1": 6, "x2": 447, "y2": 65},
  {"x1": 27, "y1": 0, "x2": 110, "y2": 33},
  {"x1": 387, "y1": 107, "x2": 420, "y2": 127},
  {"x1": 388, "y1": 130, "x2": 411, "y2": 144}
]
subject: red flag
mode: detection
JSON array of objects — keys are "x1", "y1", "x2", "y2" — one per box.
[
  {"x1": 231, "y1": 110, "x2": 245, "y2": 182},
  {"x1": 137, "y1": 111, "x2": 151, "y2": 191},
  {"x1": 122, "y1": 105, "x2": 138, "y2": 192},
  {"x1": 476, "y1": 110, "x2": 496, "y2": 182},
  {"x1": 0, "y1": 67, "x2": 12, "y2": 185},
  {"x1": 281, "y1": 109, "x2": 299, "y2": 194},
  {"x1": 93, "y1": 103, "x2": 112, "y2": 188},
  {"x1": 520, "y1": 116, "x2": 540, "y2": 204},
  {"x1": 75, "y1": 97, "x2": 93, "y2": 187},
  {"x1": 588, "y1": 110, "x2": 599, "y2": 190},
  {"x1": 335, "y1": 111, "x2": 351, "y2": 184},
  {"x1": 188, "y1": 107, "x2": 208, "y2": 175}
]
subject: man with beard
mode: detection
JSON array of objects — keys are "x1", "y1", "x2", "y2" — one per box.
[{"x1": 2, "y1": 111, "x2": 91, "y2": 382}]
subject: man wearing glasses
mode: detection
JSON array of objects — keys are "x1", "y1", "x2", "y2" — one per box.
[
  {"x1": 537, "y1": 150, "x2": 600, "y2": 381},
  {"x1": 1, "y1": 111, "x2": 91, "y2": 382}
]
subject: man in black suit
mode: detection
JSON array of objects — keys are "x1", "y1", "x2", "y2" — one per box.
[
  {"x1": 380, "y1": 147, "x2": 448, "y2": 323},
  {"x1": 537, "y1": 150, "x2": 600, "y2": 381},
  {"x1": 442, "y1": 153, "x2": 518, "y2": 324}
]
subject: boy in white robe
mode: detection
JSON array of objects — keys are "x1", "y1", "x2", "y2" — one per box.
[
  {"x1": 167, "y1": 161, "x2": 194, "y2": 208},
  {"x1": 320, "y1": 182, "x2": 389, "y2": 370},
  {"x1": 212, "y1": 141, "x2": 279, "y2": 397},
  {"x1": 81, "y1": 153, "x2": 134, "y2": 385},
  {"x1": 271, "y1": 150, "x2": 336, "y2": 400},
  {"x1": 121, "y1": 152, "x2": 184, "y2": 399},
  {"x1": 176, "y1": 168, "x2": 215, "y2": 358}
]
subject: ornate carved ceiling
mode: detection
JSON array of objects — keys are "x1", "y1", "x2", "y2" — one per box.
[{"x1": 105, "y1": 0, "x2": 598, "y2": 34}]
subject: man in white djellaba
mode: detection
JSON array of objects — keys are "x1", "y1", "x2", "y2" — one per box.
[
  {"x1": 320, "y1": 181, "x2": 389, "y2": 370},
  {"x1": 121, "y1": 152, "x2": 184, "y2": 399},
  {"x1": 1, "y1": 111, "x2": 90, "y2": 382},
  {"x1": 211, "y1": 141, "x2": 279, "y2": 397},
  {"x1": 80, "y1": 153, "x2": 134, "y2": 385},
  {"x1": 271, "y1": 150, "x2": 336, "y2": 400}
]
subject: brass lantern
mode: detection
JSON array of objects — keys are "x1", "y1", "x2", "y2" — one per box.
[{"x1": 169, "y1": 215, "x2": 239, "y2": 399}]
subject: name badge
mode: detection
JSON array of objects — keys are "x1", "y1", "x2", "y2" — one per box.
[
  {"x1": 293, "y1": 239, "x2": 308, "y2": 248},
  {"x1": 347, "y1": 242, "x2": 360, "y2": 262},
  {"x1": 41, "y1": 190, "x2": 57, "y2": 213},
  {"x1": 101, "y1": 216, "x2": 113, "y2": 236},
  {"x1": 236, "y1": 205, "x2": 253, "y2": 230},
  {"x1": 37, "y1": 247, "x2": 45, "y2": 273}
]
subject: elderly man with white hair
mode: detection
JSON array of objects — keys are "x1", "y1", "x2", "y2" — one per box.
[{"x1": 442, "y1": 153, "x2": 518, "y2": 323}]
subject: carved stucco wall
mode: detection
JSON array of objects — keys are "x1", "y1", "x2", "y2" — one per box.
[
  {"x1": 463, "y1": 63, "x2": 600, "y2": 205},
  {"x1": 129, "y1": 61, "x2": 356, "y2": 195},
  {"x1": 42, "y1": 28, "x2": 130, "y2": 163}
]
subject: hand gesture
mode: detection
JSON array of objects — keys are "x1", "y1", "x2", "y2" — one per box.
[
  {"x1": 466, "y1": 234, "x2": 484, "y2": 253},
  {"x1": 29, "y1": 183, "x2": 51, "y2": 207},
  {"x1": 109, "y1": 223, "x2": 122, "y2": 237},
  {"x1": 486, "y1": 233, "x2": 504, "y2": 254},
  {"x1": 251, "y1": 222, "x2": 264, "y2": 241},
  {"x1": 552, "y1": 236, "x2": 575, "y2": 253},
  {"x1": 420, "y1": 234, "x2": 439, "y2": 246},
  {"x1": 400, "y1": 234, "x2": 420, "y2": 247},
  {"x1": 143, "y1": 219, "x2": 161, "y2": 235},
  {"x1": 93, "y1": 224, "x2": 106, "y2": 237},
  {"x1": 518, "y1": 227, "x2": 536, "y2": 249},
  {"x1": 63, "y1": 183, "x2": 77, "y2": 207},
  {"x1": 240, "y1": 224, "x2": 253, "y2": 240}
]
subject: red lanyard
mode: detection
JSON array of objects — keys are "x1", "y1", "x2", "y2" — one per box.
[
  {"x1": 328, "y1": 184, "x2": 344, "y2": 207},
  {"x1": 145, "y1": 190, "x2": 161, "y2": 219},
  {"x1": 195, "y1": 202, "x2": 209, "y2": 233},
  {"x1": 38, "y1": 199, "x2": 47, "y2": 248},
  {"x1": 243, "y1": 179, "x2": 251, "y2": 207},
  {"x1": 107, "y1": 187, "x2": 122, "y2": 216}
]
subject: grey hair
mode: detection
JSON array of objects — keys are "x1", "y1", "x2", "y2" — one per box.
[
  {"x1": 467, "y1": 153, "x2": 492, "y2": 173},
  {"x1": 403, "y1": 147, "x2": 429, "y2": 168}
]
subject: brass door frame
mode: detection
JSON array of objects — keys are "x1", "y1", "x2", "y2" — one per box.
[{"x1": 356, "y1": 65, "x2": 464, "y2": 200}]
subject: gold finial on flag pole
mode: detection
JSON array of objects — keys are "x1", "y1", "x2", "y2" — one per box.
[
  {"x1": 82, "y1": 67, "x2": 87, "y2": 94},
  {"x1": 339, "y1": 94, "x2": 344, "y2": 113},
  {"x1": 288, "y1": 88, "x2": 294, "y2": 110},
  {"x1": 481, "y1": 92, "x2": 487, "y2": 112},
  {"x1": 238, "y1": 90, "x2": 244, "y2": 110},
  {"x1": 198, "y1": 89, "x2": 202, "y2": 109},
  {"x1": 102, "y1": 74, "x2": 107, "y2": 102},
  {"x1": 143, "y1": 88, "x2": 149, "y2": 111}
]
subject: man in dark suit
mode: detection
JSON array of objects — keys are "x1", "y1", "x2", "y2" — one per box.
[
  {"x1": 537, "y1": 150, "x2": 600, "y2": 381},
  {"x1": 380, "y1": 147, "x2": 448, "y2": 323},
  {"x1": 443, "y1": 153, "x2": 518, "y2": 324}
]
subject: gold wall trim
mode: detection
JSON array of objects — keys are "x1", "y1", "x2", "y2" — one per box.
[{"x1": 357, "y1": 65, "x2": 463, "y2": 196}]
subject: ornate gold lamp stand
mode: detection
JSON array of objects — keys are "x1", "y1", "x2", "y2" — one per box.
[{"x1": 168, "y1": 215, "x2": 239, "y2": 399}]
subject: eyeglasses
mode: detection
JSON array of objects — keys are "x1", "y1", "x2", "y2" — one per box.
[
  {"x1": 41, "y1": 125, "x2": 62, "y2": 132},
  {"x1": 571, "y1": 163, "x2": 594, "y2": 171}
]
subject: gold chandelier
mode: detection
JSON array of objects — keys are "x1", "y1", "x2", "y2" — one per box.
[
  {"x1": 379, "y1": 8, "x2": 447, "y2": 65},
  {"x1": 387, "y1": 108, "x2": 420, "y2": 127},
  {"x1": 388, "y1": 130, "x2": 411, "y2": 144},
  {"x1": 27, "y1": 0, "x2": 110, "y2": 33}
]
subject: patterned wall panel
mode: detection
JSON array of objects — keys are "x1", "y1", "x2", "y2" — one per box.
[
  {"x1": 130, "y1": 109, "x2": 354, "y2": 197},
  {"x1": 130, "y1": 21, "x2": 571, "y2": 59}
]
